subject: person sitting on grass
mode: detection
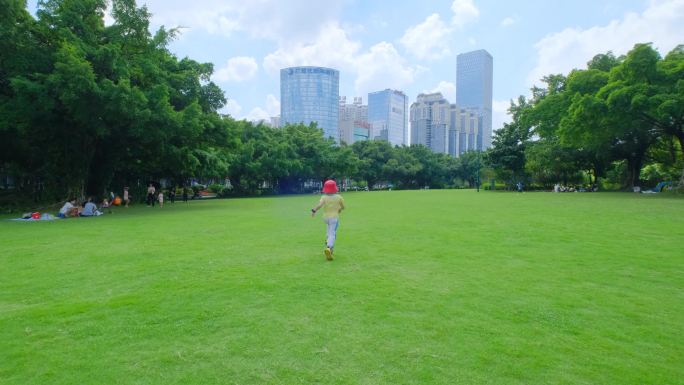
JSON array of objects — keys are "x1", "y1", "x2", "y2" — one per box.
[
  {"x1": 80, "y1": 197, "x2": 99, "y2": 217},
  {"x1": 101, "y1": 198, "x2": 112, "y2": 214},
  {"x1": 311, "y1": 179, "x2": 345, "y2": 261},
  {"x1": 57, "y1": 198, "x2": 77, "y2": 218}
]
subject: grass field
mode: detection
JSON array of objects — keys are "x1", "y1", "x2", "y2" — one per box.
[{"x1": 1, "y1": 190, "x2": 683, "y2": 385}]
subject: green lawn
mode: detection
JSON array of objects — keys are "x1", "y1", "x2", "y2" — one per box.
[{"x1": 1, "y1": 191, "x2": 682, "y2": 385}]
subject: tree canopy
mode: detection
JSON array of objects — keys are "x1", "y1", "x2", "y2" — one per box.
[{"x1": 487, "y1": 43, "x2": 684, "y2": 190}]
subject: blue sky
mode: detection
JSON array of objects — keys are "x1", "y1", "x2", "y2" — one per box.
[{"x1": 27, "y1": 0, "x2": 684, "y2": 130}]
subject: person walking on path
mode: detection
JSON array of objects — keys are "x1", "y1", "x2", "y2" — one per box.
[{"x1": 311, "y1": 179, "x2": 345, "y2": 261}]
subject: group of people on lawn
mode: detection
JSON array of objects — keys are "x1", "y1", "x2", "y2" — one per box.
[
  {"x1": 57, "y1": 187, "x2": 131, "y2": 218},
  {"x1": 144, "y1": 183, "x2": 187, "y2": 207},
  {"x1": 58, "y1": 184, "x2": 192, "y2": 218}
]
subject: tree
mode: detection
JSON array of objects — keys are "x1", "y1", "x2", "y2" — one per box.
[
  {"x1": 486, "y1": 97, "x2": 532, "y2": 186},
  {"x1": 351, "y1": 140, "x2": 393, "y2": 189}
]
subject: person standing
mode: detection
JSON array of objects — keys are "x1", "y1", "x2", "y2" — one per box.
[
  {"x1": 147, "y1": 183, "x2": 156, "y2": 206},
  {"x1": 158, "y1": 190, "x2": 164, "y2": 208},
  {"x1": 182, "y1": 186, "x2": 188, "y2": 203},
  {"x1": 311, "y1": 179, "x2": 345, "y2": 261},
  {"x1": 123, "y1": 186, "x2": 130, "y2": 207}
]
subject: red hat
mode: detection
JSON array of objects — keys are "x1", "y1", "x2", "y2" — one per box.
[{"x1": 322, "y1": 180, "x2": 338, "y2": 194}]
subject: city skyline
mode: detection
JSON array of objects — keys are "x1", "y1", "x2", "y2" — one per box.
[{"x1": 24, "y1": 0, "x2": 684, "y2": 132}]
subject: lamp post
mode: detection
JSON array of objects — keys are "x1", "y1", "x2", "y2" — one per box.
[{"x1": 476, "y1": 150, "x2": 481, "y2": 192}]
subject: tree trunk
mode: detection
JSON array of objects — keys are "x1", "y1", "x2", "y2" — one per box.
[
  {"x1": 625, "y1": 155, "x2": 643, "y2": 190},
  {"x1": 676, "y1": 133, "x2": 684, "y2": 189}
]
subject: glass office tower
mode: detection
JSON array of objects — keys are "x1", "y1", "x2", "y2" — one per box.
[
  {"x1": 280, "y1": 66, "x2": 340, "y2": 141},
  {"x1": 368, "y1": 89, "x2": 408, "y2": 146},
  {"x1": 456, "y1": 49, "x2": 493, "y2": 149}
]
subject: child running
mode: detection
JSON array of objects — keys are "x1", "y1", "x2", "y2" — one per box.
[{"x1": 311, "y1": 179, "x2": 345, "y2": 261}]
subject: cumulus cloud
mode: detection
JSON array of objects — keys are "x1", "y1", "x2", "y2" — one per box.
[
  {"x1": 262, "y1": 24, "x2": 422, "y2": 97},
  {"x1": 354, "y1": 42, "x2": 423, "y2": 96},
  {"x1": 425, "y1": 81, "x2": 456, "y2": 102},
  {"x1": 400, "y1": 13, "x2": 452, "y2": 60},
  {"x1": 137, "y1": 0, "x2": 344, "y2": 43},
  {"x1": 262, "y1": 23, "x2": 360, "y2": 75},
  {"x1": 220, "y1": 99, "x2": 243, "y2": 117},
  {"x1": 451, "y1": 0, "x2": 479, "y2": 27},
  {"x1": 528, "y1": 0, "x2": 684, "y2": 86},
  {"x1": 265, "y1": 94, "x2": 280, "y2": 117},
  {"x1": 492, "y1": 99, "x2": 512, "y2": 131},
  {"x1": 246, "y1": 107, "x2": 270, "y2": 122},
  {"x1": 500, "y1": 16, "x2": 516, "y2": 27},
  {"x1": 214, "y1": 56, "x2": 258, "y2": 82}
]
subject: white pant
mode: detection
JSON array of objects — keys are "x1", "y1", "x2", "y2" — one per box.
[{"x1": 324, "y1": 217, "x2": 339, "y2": 248}]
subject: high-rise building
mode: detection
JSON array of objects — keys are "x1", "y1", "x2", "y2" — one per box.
[
  {"x1": 410, "y1": 93, "x2": 450, "y2": 154},
  {"x1": 280, "y1": 66, "x2": 339, "y2": 141},
  {"x1": 368, "y1": 89, "x2": 408, "y2": 146},
  {"x1": 456, "y1": 49, "x2": 493, "y2": 149},
  {"x1": 410, "y1": 92, "x2": 481, "y2": 156},
  {"x1": 450, "y1": 107, "x2": 481, "y2": 157},
  {"x1": 338, "y1": 96, "x2": 369, "y2": 144}
]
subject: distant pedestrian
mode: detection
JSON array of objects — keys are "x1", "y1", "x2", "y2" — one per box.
[
  {"x1": 516, "y1": 181, "x2": 523, "y2": 193},
  {"x1": 311, "y1": 179, "x2": 345, "y2": 261},
  {"x1": 123, "y1": 186, "x2": 130, "y2": 207},
  {"x1": 182, "y1": 187, "x2": 188, "y2": 203},
  {"x1": 169, "y1": 188, "x2": 176, "y2": 203},
  {"x1": 147, "y1": 183, "x2": 156, "y2": 206},
  {"x1": 158, "y1": 191, "x2": 164, "y2": 208}
]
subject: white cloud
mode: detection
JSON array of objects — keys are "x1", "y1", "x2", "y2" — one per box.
[
  {"x1": 425, "y1": 81, "x2": 456, "y2": 102},
  {"x1": 214, "y1": 56, "x2": 258, "y2": 82},
  {"x1": 451, "y1": 0, "x2": 479, "y2": 27},
  {"x1": 220, "y1": 99, "x2": 242, "y2": 117},
  {"x1": 138, "y1": 0, "x2": 344, "y2": 43},
  {"x1": 263, "y1": 23, "x2": 360, "y2": 75},
  {"x1": 400, "y1": 13, "x2": 452, "y2": 60},
  {"x1": 246, "y1": 107, "x2": 270, "y2": 122},
  {"x1": 265, "y1": 94, "x2": 280, "y2": 116},
  {"x1": 500, "y1": 16, "x2": 516, "y2": 27},
  {"x1": 354, "y1": 42, "x2": 423, "y2": 96},
  {"x1": 492, "y1": 99, "x2": 512, "y2": 131},
  {"x1": 528, "y1": 0, "x2": 684, "y2": 86},
  {"x1": 468, "y1": 37, "x2": 477, "y2": 46},
  {"x1": 263, "y1": 24, "x2": 422, "y2": 97}
]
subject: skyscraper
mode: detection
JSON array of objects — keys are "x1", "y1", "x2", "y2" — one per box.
[
  {"x1": 410, "y1": 93, "x2": 450, "y2": 154},
  {"x1": 338, "y1": 96, "x2": 369, "y2": 144},
  {"x1": 450, "y1": 107, "x2": 481, "y2": 156},
  {"x1": 456, "y1": 49, "x2": 493, "y2": 149},
  {"x1": 368, "y1": 89, "x2": 408, "y2": 146},
  {"x1": 410, "y1": 92, "x2": 481, "y2": 156},
  {"x1": 280, "y1": 66, "x2": 340, "y2": 141}
]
